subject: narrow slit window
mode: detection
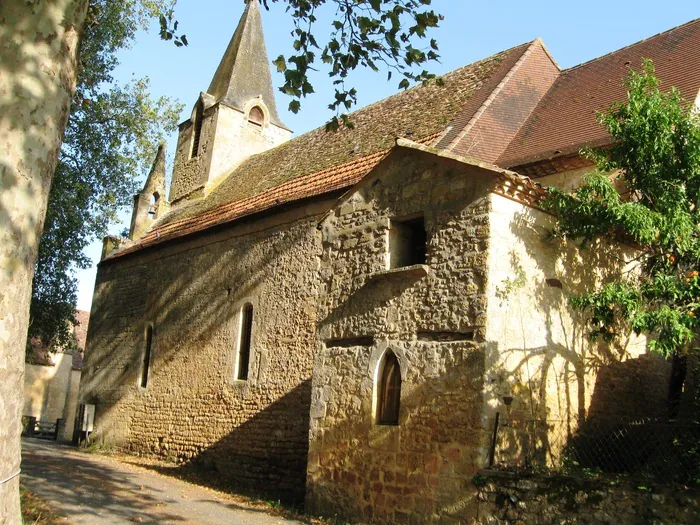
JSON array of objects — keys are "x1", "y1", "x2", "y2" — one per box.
[
  {"x1": 141, "y1": 325, "x2": 153, "y2": 389},
  {"x1": 377, "y1": 351, "x2": 401, "y2": 425},
  {"x1": 248, "y1": 106, "x2": 264, "y2": 127},
  {"x1": 237, "y1": 304, "x2": 253, "y2": 381},
  {"x1": 191, "y1": 102, "x2": 204, "y2": 158},
  {"x1": 389, "y1": 216, "x2": 426, "y2": 269}
]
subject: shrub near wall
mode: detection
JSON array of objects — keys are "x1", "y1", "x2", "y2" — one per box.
[{"x1": 475, "y1": 471, "x2": 700, "y2": 524}]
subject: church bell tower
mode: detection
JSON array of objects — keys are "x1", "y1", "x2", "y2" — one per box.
[{"x1": 168, "y1": 0, "x2": 291, "y2": 205}]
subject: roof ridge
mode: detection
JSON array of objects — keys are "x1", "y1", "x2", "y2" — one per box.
[
  {"x1": 563, "y1": 17, "x2": 700, "y2": 73},
  {"x1": 444, "y1": 40, "x2": 538, "y2": 151},
  {"x1": 192, "y1": 43, "x2": 532, "y2": 200},
  {"x1": 292, "y1": 40, "x2": 534, "y2": 135}
]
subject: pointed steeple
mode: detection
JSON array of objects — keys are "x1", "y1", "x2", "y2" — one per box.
[
  {"x1": 129, "y1": 143, "x2": 168, "y2": 240},
  {"x1": 208, "y1": 0, "x2": 285, "y2": 128},
  {"x1": 143, "y1": 142, "x2": 166, "y2": 194},
  {"x1": 168, "y1": 1, "x2": 292, "y2": 205}
]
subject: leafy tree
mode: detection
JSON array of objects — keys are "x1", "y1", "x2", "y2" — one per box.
[
  {"x1": 544, "y1": 60, "x2": 700, "y2": 360},
  {"x1": 28, "y1": 0, "x2": 183, "y2": 350},
  {"x1": 159, "y1": 0, "x2": 442, "y2": 130}
]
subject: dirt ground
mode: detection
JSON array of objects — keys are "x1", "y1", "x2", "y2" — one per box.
[{"x1": 20, "y1": 438, "x2": 311, "y2": 525}]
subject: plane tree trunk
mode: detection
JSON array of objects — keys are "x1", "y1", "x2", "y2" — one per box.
[{"x1": 0, "y1": 1, "x2": 88, "y2": 522}]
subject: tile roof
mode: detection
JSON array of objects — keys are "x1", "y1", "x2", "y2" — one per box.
[
  {"x1": 106, "y1": 43, "x2": 531, "y2": 260},
  {"x1": 499, "y1": 19, "x2": 700, "y2": 168}
]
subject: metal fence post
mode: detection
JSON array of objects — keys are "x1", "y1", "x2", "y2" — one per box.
[{"x1": 488, "y1": 412, "x2": 500, "y2": 468}]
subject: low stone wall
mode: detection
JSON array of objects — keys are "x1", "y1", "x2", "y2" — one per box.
[{"x1": 475, "y1": 470, "x2": 699, "y2": 524}]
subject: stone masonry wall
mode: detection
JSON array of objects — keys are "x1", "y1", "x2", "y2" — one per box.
[
  {"x1": 169, "y1": 104, "x2": 215, "y2": 203},
  {"x1": 169, "y1": 102, "x2": 290, "y2": 204},
  {"x1": 23, "y1": 353, "x2": 73, "y2": 423},
  {"x1": 207, "y1": 102, "x2": 290, "y2": 189},
  {"x1": 81, "y1": 201, "x2": 330, "y2": 502},
  {"x1": 307, "y1": 149, "x2": 498, "y2": 523},
  {"x1": 475, "y1": 471, "x2": 699, "y2": 524}
]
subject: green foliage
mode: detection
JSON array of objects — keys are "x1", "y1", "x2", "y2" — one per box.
[
  {"x1": 29, "y1": 0, "x2": 183, "y2": 350},
  {"x1": 471, "y1": 473, "x2": 487, "y2": 488},
  {"x1": 543, "y1": 60, "x2": 700, "y2": 358},
  {"x1": 162, "y1": 0, "x2": 442, "y2": 130}
]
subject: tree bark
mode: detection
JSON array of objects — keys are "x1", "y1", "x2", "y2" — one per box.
[{"x1": 0, "y1": 1, "x2": 88, "y2": 522}]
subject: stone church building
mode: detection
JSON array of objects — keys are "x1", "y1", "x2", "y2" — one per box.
[{"x1": 80, "y1": 1, "x2": 700, "y2": 521}]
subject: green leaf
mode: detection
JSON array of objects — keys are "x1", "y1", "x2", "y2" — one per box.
[{"x1": 273, "y1": 55, "x2": 287, "y2": 73}]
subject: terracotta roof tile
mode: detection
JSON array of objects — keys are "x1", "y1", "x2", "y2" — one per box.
[
  {"x1": 107, "y1": 44, "x2": 531, "y2": 260},
  {"x1": 500, "y1": 19, "x2": 700, "y2": 168}
]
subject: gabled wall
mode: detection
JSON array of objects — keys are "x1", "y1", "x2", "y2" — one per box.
[{"x1": 308, "y1": 149, "x2": 497, "y2": 523}]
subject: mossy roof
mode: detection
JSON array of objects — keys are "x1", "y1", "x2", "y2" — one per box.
[{"x1": 109, "y1": 42, "x2": 531, "y2": 259}]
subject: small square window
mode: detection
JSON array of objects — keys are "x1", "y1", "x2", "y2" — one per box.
[{"x1": 389, "y1": 215, "x2": 426, "y2": 269}]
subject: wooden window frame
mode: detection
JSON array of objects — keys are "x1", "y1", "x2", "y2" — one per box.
[{"x1": 248, "y1": 106, "x2": 264, "y2": 127}]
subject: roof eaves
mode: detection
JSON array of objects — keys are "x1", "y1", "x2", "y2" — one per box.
[{"x1": 502, "y1": 135, "x2": 612, "y2": 170}]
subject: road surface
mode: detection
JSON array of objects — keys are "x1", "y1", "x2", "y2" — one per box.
[{"x1": 21, "y1": 438, "x2": 305, "y2": 525}]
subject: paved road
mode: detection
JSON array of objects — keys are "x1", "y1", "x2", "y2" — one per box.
[{"x1": 21, "y1": 438, "x2": 304, "y2": 525}]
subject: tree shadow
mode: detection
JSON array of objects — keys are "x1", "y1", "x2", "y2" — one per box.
[
  {"x1": 21, "y1": 438, "x2": 187, "y2": 523},
  {"x1": 486, "y1": 204, "x2": 674, "y2": 471},
  {"x1": 79, "y1": 200, "x2": 331, "y2": 502}
]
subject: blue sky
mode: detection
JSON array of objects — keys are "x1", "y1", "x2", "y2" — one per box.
[{"x1": 75, "y1": 0, "x2": 700, "y2": 310}]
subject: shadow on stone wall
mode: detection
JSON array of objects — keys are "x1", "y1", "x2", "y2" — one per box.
[
  {"x1": 121, "y1": 380, "x2": 312, "y2": 506},
  {"x1": 487, "y1": 207, "x2": 680, "y2": 474},
  {"x1": 305, "y1": 354, "x2": 491, "y2": 523},
  {"x1": 502, "y1": 208, "x2": 674, "y2": 417},
  {"x1": 79, "y1": 211, "x2": 322, "y2": 502}
]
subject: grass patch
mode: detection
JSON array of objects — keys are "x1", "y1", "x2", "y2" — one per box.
[{"x1": 20, "y1": 485, "x2": 63, "y2": 524}]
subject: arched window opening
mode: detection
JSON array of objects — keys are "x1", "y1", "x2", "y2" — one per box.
[
  {"x1": 148, "y1": 193, "x2": 159, "y2": 219},
  {"x1": 377, "y1": 351, "x2": 401, "y2": 425},
  {"x1": 236, "y1": 304, "x2": 253, "y2": 381},
  {"x1": 141, "y1": 325, "x2": 153, "y2": 389},
  {"x1": 191, "y1": 102, "x2": 204, "y2": 158},
  {"x1": 248, "y1": 106, "x2": 264, "y2": 127}
]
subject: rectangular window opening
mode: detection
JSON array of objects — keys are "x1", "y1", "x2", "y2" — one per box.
[
  {"x1": 237, "y1": 304, "x2": 253, "y2": 381},
  {"x1": 325, "y1": 336, "x2": 374, "y2": 349},
  {"x1": 389, "y1": 215, "x2": 426, "y2": 269}
]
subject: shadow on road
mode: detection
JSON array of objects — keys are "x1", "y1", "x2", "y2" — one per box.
[{"x1": 21, "y1": 438, "x2": 186, "y2": 523}]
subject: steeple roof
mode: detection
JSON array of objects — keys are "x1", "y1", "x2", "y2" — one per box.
[
  {"x1": 207, "y1": 0, "x2": 286, "y2": 128},
  {"x1": 142, "y1": 142, "x2": 166, "y2": 196}
]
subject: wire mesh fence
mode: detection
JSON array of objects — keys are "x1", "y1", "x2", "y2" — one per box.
[{"x1": 489, "y1": 416, "x2": 700, "y2": 485}]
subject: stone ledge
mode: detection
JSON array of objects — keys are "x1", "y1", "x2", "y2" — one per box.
[{"x1": 368, "y1": 264, "x2": 430, "y2": 281}]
